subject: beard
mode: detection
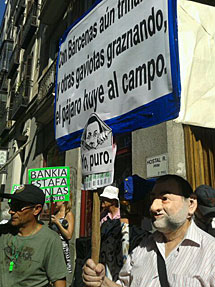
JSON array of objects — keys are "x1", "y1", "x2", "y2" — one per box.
[{"x1": 152, "y1": 201, "x2": 189, "y2": 233}]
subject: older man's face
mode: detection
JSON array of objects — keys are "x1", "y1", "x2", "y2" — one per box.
[{"x1": 150, "y1": 179, "x2": 190, "y2": 233}]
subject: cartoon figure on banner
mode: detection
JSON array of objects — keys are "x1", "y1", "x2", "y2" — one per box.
[{"x1": 81, "y1": 113, "x2": 112, "y2": 151}]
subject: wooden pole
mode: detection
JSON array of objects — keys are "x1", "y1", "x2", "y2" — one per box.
[
  {"x1": 91, "y1": 191, "x2": 101, "y2": 264},
  {"x1": 48, "y1": 192, "x2": 54, "y2": 227}
]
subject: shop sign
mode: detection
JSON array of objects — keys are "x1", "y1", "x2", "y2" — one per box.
[{"x1": 146, "y1": 153, "x2": 168, "y2": 178}]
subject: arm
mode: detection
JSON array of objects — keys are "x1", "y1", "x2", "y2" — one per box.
[
  {"x1": 51, "y1": 211, "x2": 74, "y2": 240},
  {"x1": 83, "y1": 259, "x2": 121, "y2": 287},
  {"x1": 53, "y1": 279, "x2": 66, "y2": 287}
]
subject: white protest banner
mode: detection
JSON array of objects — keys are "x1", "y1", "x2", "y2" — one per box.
[
  {"x1": 28, "y1": 167, "x2": 70, "y2": 203},
  {"x1": 55, "y1": 0, "x2": 180, "y2": 151},
  {"x1": 81, "y1": 113, "x2": 116, "y2": 190}
]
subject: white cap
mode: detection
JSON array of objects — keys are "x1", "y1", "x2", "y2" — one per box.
[{"x1": 100, "y1": 186, "x2": 119, "y2": 201}]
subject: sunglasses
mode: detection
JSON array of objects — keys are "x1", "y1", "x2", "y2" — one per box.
[{"x1": 8, "y1": 202, "x2": 36, "y2": 212}]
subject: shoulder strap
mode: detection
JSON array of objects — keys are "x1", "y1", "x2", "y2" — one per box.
[{"x1": 157, "y1": 248, "x2": 170, "y2": 287}]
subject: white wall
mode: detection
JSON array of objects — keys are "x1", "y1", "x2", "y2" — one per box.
[{"x1": 132, "y1": 120, "x2": 186, "y2": 179}]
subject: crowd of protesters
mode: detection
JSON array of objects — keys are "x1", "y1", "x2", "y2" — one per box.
[{"x1": 0, "y1": 174, "x2": 215, "y2": 286}]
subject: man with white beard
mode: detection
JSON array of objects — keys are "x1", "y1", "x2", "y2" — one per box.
[{"x1": 82, "y1": 174, "x2": 215, "y2": 286}]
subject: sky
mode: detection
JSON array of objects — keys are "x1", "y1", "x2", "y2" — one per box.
[{"x1": 0, "y1": 0, "x2": 6, "y2": 27}]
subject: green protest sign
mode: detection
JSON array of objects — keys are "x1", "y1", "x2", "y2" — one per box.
[
  {"x1": 28, "y1": 167, "x2": 70, "y2": 203},
  {"x1": 11, "y1": 184, "x2": 22, "y2": 194}
]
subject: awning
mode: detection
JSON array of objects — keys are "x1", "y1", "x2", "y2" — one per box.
[{"x1": 176, "y1": 1, "x2": 215, "y2": 128}]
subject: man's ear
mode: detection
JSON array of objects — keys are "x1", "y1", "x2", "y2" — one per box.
[
  {"x1": 188, "y1": 194, "x2": 197, "y2": 218},
  {"x1": 33, "y1": 205, "x2": 43, "y2": 216}
]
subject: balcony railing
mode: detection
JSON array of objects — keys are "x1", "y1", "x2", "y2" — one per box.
[
  {"x1": 0, "y1": 91, "x2": 7, "y2": 103},
  {"x1": 0, "y1": 72, "x2": 8, "y2": 91},
  {"x1": 10, "y1": 0, "x2": 19, "y2": 16},
  {"x1": 20, "y1": 1, "x2": 40, "y2": 49},
  {"x1": 0, "y1": 107, "x2": 12, "y2": 137},
  {"x1": 38, "y1": 58, "x2": 57, "y2": 100},
  {"x1": 0, "y1": 97, "x2": 6, "y2": 117},
  {"x1": 11, "y1": 79, "x2": 32, "y2": 120},
  {"x1": 0, "y1": 39, "x2": 13, "y2": 73},
  {"x1": 39, "y1": 0, "x2": 69, "y2": 25},
  {"x1": 8, "y1": 44, "x2": 20, "y2": 79},
  {"x1": 14, "y1": 0, "x2": 26, "y2": 27}
]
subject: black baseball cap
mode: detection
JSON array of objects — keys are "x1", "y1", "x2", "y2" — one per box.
[
  {"x1": 195, "y1": 185, "x2": 215, "y2": 216},
  {"x1": 0, "y1": 184, "x2": 45, "y2": 205}
]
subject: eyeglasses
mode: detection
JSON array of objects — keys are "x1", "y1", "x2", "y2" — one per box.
[{"x1": 8, "y1": 202, "x2": 35, "y2": 212}]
